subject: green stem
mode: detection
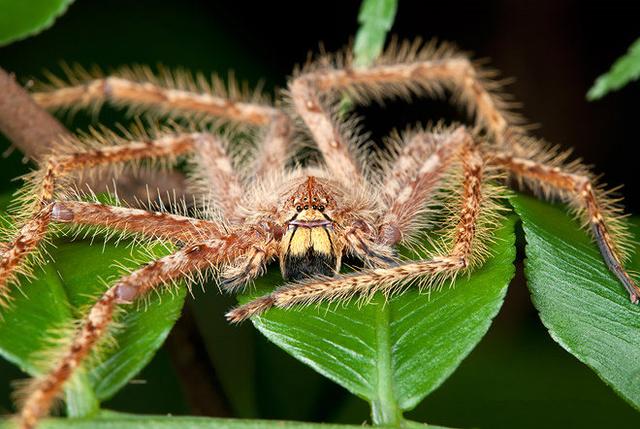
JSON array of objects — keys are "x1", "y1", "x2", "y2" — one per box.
[{"x1": 371, "y1": 298, "x2": 403, "y2": 426}]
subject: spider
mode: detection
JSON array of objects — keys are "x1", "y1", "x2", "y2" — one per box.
[{"x1": 0, "y1": 39, "x2": 637, "y2": 429}]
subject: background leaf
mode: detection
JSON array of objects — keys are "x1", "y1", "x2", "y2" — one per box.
[
  {"x1": 240, "y1": 216, "x2": 516, "y2": 424},
  {"x1": 587, "y1": 37, "x2": 640, "y2": 100},
  {"x1": 511, "y1": 194, "x2": 640, "y2": 410},
  {"x1": 0, "y1": 0, "x2": 75, "y2": 46},
  {"x1": 353, "y1": 0, "x2": 398, "y2": 67},
  {"x1": 0, "y1": 195, "x2": 186, "y2": 414}
]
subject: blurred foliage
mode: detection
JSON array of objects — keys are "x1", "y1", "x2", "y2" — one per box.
[
  {"x1": 588, "y1": 37, "x2": 640, "y2": 100},
  {"x1": 0, "y1": 0, "x2": 75, "y2": 46},
  {"x1": 353, "y1": 0, "x2": 398, "y2": 67}
]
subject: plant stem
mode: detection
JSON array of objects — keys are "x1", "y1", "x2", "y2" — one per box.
[
  {"x1": 0, "y1": 67, "x2": 70, "y2": 160},
  {"x1": 371, "y1": 298, "x2": 403, "y2": 426}
]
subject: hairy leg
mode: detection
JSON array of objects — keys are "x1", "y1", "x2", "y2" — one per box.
[
  {"x1": 378, "y1": 126, "x2": 471, "y2": 246},
  {"x1": 487, "y1": 147, "x2": 640, "y2": 303},
  {"x1": 289, "y1": 40, "x2": 521, "y2": 185},
  {"x1": 51, "y1": 200, "x2": 224, "y2": 243},
  {"x1": 33, "y1": 69, "x2": 292, "y2": 178},
  {"x1": 189, "y1": 133, "x2": 244, "y2": 219},
  {"x1": 33, "y1": 73, "x2": 276, "y2": 125},
  {"x1": 0, "y1": 132, "x2": 237, "y2": 303},
  {"x1": 16, "y1": 214, "x2": 276, "y2": 429},
  {"x1": 227, "y1": 140, "x2": 490, "y2": 322}
]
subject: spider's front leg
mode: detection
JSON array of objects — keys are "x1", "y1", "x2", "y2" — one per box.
[
  {"x1": 486, "y1": 147, "x2": 640, "y2": 303},
  {"x1": 15, "y1": 222, "x2": 273, "y2": 429},
  {"x1": 227, "y1": 137, "x2": 494, "y2": 322},
  {"x1": 0, "y1": 131, "x2": 239, "y2": 304}
]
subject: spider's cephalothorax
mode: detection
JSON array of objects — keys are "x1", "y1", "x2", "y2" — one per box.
[
  {"x1": 279, "y1": 176, "x2": 342, "y2": 280},
  {"x1": 0, "y1": 40, "x2": 638, "y2": 429}
]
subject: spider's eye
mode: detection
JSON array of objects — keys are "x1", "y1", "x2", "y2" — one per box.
[
  {"x1": 312, "y1": 205, "x2": 317, "y2": 210},
  {"x1": 318, "y1": 205, "x2": 325, "y2": 212},
  {"x1": 296, "y1": 205, "x2": 302, "y2": 212},
  {"x1": 304, "y1": 205, "x2": 309, "y2": 210}
]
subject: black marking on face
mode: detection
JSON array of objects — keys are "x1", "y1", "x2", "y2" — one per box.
[{"x1": 281, "y1": 225, "x2": 338, "y2": 281}]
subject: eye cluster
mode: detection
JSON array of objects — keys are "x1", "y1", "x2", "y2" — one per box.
[{"x1": 294, "y1": 195, "x2": 327, "y2": 212}]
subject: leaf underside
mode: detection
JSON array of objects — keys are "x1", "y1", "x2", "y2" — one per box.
[{"x1": 511, "y1": 194, "x2": 640, "y2": 410}]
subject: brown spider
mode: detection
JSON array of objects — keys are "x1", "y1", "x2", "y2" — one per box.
[{"x1": 0, "y1": 39, "x2": 637, "y2": 429}]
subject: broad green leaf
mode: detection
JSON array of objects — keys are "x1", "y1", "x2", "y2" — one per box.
[
  {"x1": 511, "y1": 194, "x2": 640, "y2": 410},
  {"x1": 0, "y1": 411, "x2": 457, "y2": 429},
  {"x1": 353, "y1": 0, "x2": 398, "y2": 67},
  {"x1": 241, "y1": 216, "x2": 516, "y2": 424},
  {"x1": 587, "y1": 37, "x2": 640, "y2": 100},
  {"x1": 0, "y1": 202, "x2": 186, "y2": 412},
  {"x1": 0, "y1": 0, "x2": 75, "y2": 46}
]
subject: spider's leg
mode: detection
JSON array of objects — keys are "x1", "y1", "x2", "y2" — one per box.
[
  {"x1": 378, "y1": 125, "x2": 472, "y2": 246},
  {"x1": 32, "y1": 72, "x2": 292, "y2": 178},
  {"x1": 50, "y1": 200, "x2": 224, "y2": 243},
  {"x1": 16, "y1": 223, "x2": 269, "y2": 429},
  {"x1": 289, "y1": 72, "x2": 363, "y2": 183},
  {"x1": 290, "y1": 41, "x2": 521, "y2": 184},
  {"x1": 342, "y1": 221, "x2": 397, "y2": 267},
  {"x1": 0, "y1": 132, "x2": 236, "y2": 303},
  {"x1": 190, "y1": 133, "x2": 245, "y2": 219},
  {"x1": 487, "y1": 147, "x2": 640, "y2": 303},
  {"x1": 34, "y1": 74, "x2": 276, "y2": 126},
  {"x1": 220, "y1": 240, "x2": 280, "y2": 291},
  {"x1": 249, "y1": 111, "x2": 292, "y2": 180},
  {"x1": 227, "y1": 140, "x2": 496, "y2": 322}
]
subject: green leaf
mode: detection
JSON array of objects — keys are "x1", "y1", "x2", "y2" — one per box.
[
  {"x1": 0, "y1": 207, "x2": 186, "y2": 413},
  {"x1": 0, "y1": 0, "x2": 75, "y2": 46},
  {"x1": 0, "y1": 411, "x2": 458, "y2": 429},
  {"x1": 511, "y1": 194, "x2": 640, "y2": 410},
  {"x1": 353, "y1": 0, "x2": 398, "y2": 67},
  {"x1": 587, "y1": 37, "x2": 640, "y2": 100},
  {"x1": 241, "y1": 216, "x2": 516, "y2": 425}
]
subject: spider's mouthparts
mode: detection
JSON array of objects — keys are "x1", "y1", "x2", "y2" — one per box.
[{"x1": 288, "y1": 219, "x2": 332, "y2": 228}]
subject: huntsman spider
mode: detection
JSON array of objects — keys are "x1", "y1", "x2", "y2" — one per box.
[{"x1": 0, "y1": 39, "x2": 637, "y2": 429}]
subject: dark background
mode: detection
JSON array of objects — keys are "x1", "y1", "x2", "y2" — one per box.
[{"x1": 1, "y1": 1, "x2": 639, "y2": 428}]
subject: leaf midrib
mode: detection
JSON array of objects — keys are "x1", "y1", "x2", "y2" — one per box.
[{"x1": 371, "y1": 298, "x2": 402, "y2": 426}]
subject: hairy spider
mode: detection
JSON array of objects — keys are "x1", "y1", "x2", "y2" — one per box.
[{"x1": 0, "y1": 39, "x2": 637, "y2": 429}]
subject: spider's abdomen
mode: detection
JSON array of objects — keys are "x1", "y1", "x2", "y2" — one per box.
[{"x1": 279, "y1": 222, "x2": 340, "y2": 281}]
